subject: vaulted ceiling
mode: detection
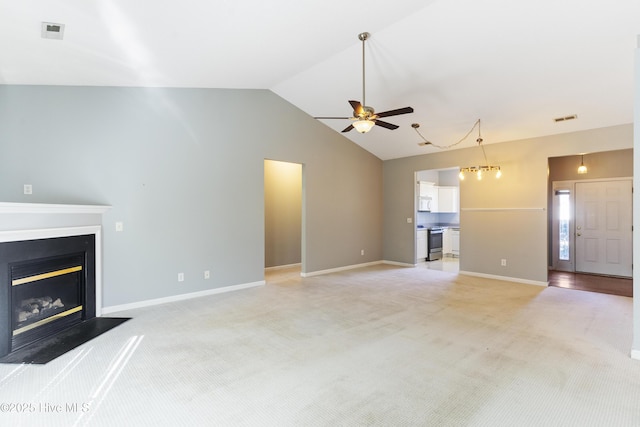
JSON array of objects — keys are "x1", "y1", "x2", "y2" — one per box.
[{"x1": 2, "y1": 0, "x2": 639, "y2": 160}]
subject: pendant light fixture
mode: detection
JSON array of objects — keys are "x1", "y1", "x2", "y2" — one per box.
[
  {"x1": 577, "y1": 154, "x2": 588, "y2": 174},
  {"x1": 457, "y1": 120, "x2": 501, "y2": 180},
  {"x1": 413, "y1": 119, "x2": 502, "y2": 180}
]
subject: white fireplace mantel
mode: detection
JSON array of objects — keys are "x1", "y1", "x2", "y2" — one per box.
[
  {"x1": 0, "y1": 202, "x2": 111, "y2": 215},
  {"x1": 0, "y1": 202, "x2": 111, "y2": 234},
  {"x1": 0, "y1": 202, "x2": 111, "y2": 316}
]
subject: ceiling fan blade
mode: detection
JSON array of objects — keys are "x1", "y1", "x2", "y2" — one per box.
[
  {"x1": 348, "y1": 100, "x2": 364, "y2": 117},
  {"x1": 341, "y1": 124, "x2": 354, "y2": 133},
  {"x1": 374, "y1": 120, "x2": 399, "y2": 130},
  {"x1": 375, "y1": 106, "x2": 414, "y2": 118},
  {"x1": 314, "y1": 117, "x2": 351, "y2": 119}
]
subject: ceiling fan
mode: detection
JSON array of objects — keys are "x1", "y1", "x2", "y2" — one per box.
[{"x1": 315, "y1": 32, "x2": 414, "y2": 134}]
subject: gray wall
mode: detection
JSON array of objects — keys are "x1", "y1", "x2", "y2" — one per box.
[
  {"x1": 383, "y1": 124, "x2": 633, "y2": 283},
  {"x1": 0, "y1": 85, "x2": 383, "y2": 307}
]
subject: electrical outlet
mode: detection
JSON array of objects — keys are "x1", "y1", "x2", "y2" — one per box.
[
  {"x1": 23, "y1": 184, "x2": 32, "y2": 195},
  {"x1": 501, "y1": 259, "x2": 507, "y2": 267},
  {"x1": 204, "y1": 270, "x2": 210, "y2": 279},
  {"x1": 407, "y1": 217, "x2": 413, "y2": 223},
  {"x1": 115, "y1": 222, "x2": 124, "y2": 232},
  {"x1": 361, "y1": 249, "x2": 365, "y2": 256},
  {"x1": 178, "y1": 272, "x2": 184, "y2": 282}
]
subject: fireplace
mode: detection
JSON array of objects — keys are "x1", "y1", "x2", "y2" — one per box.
[
  {"x1": 0, "y1": 202, "x2": 111, "y2": 363},
  {"x1": 0, "y1": 234, "x2": 96, "y2": 358}
]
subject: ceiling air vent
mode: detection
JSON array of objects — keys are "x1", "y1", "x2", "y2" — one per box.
[
  {"x1": 41, "y1": 22, "x2": 65, "y2": 40},
  {"x1": 554, "y1": 114, "x2": 578, "y2": 123}
]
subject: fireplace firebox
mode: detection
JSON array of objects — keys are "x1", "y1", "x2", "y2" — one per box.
[{"x1": 0, "y1": 235, "x2": 96, "y2": 359}]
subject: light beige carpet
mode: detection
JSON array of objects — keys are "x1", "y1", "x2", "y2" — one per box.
[{"x1": 1, "y1": 264, "x2": 638, "y2": 426}]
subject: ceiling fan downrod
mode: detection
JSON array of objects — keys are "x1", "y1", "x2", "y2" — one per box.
[{"x1": 358, "y1": 32, "x2": 370, "y2": 112}]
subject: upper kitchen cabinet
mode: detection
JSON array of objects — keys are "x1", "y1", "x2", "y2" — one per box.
[
  {"x1": 417, "y1": 182, "x2": 458, "y2": 213},
  {"x1": 417, "y1": 181, "x2": 437, "y2": 212},
  {"x1": 436, "y1": 186, "x2": 458, "y2": 213}
]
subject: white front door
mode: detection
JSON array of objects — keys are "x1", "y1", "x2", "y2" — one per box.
[{"x1": 575, "y1": 180, "x2": 632, "y2": 277}]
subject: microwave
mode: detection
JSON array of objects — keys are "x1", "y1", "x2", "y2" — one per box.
[{"x1": 418, "y1": 196, "x2": 432, "y2": 212}]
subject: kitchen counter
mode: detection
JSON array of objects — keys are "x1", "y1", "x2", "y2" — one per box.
[{"x1": 418, "y1": 224, "x2": 459, "y2": 230}]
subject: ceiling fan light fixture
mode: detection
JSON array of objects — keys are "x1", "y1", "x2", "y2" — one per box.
[{"x1": 353, "y1": 119, "x2": 375, "y2": 133}]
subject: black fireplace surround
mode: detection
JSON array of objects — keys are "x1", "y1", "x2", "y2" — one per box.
[{"x1": 0, "y1": 235, "x2": 96, "y2": 359}]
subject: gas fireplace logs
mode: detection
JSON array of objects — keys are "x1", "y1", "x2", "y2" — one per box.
[{"x1": 17, "y1": 297, "x2": 64, "y2": 323}]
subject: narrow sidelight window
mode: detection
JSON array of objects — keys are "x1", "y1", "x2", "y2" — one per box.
[{"x1": 556, "y1": 190, "x2": 571, "y2": 261}]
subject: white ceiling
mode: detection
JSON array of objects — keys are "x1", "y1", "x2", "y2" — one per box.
[{"x1": 2, "y1": 0, "x2": 639, "y2": 160}]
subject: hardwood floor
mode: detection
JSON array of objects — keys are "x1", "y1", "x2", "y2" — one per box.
[{"x1": 548, "y1": 270, "x2": 632, "y2": 297}]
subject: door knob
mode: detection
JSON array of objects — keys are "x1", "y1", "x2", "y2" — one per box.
[{"x1": 577, "y1": 232, "x2": 582, "y2": 237}]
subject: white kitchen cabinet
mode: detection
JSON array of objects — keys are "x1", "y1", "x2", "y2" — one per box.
[
  {"x1": 443, "y1": 228, "x2": 453, "y2": 255},
  {"x1": 417, "y1": 229, "x2": 428, "y2": 260},
  {"x1": 417, "y1": 182, "x2": 458, "y2": 213},
  {"x1": 418, "y1": 181, "x2": 435, "y2": 197},
  {"x1": 418, "y1": 182, "x2": 437, "y2": 211},
  {"x1": 451, "y1": 228, "x2": 460, "y2": 256},
  {"x1": 436, "y1": 187, "x2": 458, "y2": 213}
]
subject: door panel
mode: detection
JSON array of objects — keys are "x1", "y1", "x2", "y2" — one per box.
[
  {"x1": 583, "y1": 238, "x2": 598, "y2": 262},
  {"x1": 575, "y1": 180, "x2": 632, "y2": 277},
  {"x1": 606, "y1": 239, "x2": 620, "y2": 263}
]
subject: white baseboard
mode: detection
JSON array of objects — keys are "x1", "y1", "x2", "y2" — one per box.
[
  {"x1": 301, "y1": 261, "x2": 383, "y2": 277},
  {"x1": 265, "y1": 263, "x2": 301, "y2": 271},
  {"x1": 459, "y1": 270, "x2": 548, "y2": 287},
  {"x1": 102, "y1": 280, "x2": 265, "y2": 314},
  {"x1": 383, "y1": 260, "x2": 415, "y2": 268}
]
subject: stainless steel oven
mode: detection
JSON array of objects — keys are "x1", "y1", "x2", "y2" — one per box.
[{"x1": 426, "y1": 227, "x2": 444, "y2": 261}]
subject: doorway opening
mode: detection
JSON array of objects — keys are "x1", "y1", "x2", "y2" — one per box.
[
  {"x1": 551, "y1": 179, "x2": 632, "y2": 277},
  {"x1": 415, "y1": 167, "x2": 460, "y2": 273},
  {"x1": 264, "y1": 160, "x2": 303, "y2": 279},
  {"x1": 548, "y1": 149, "x2": 633, "y2": 296}
]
